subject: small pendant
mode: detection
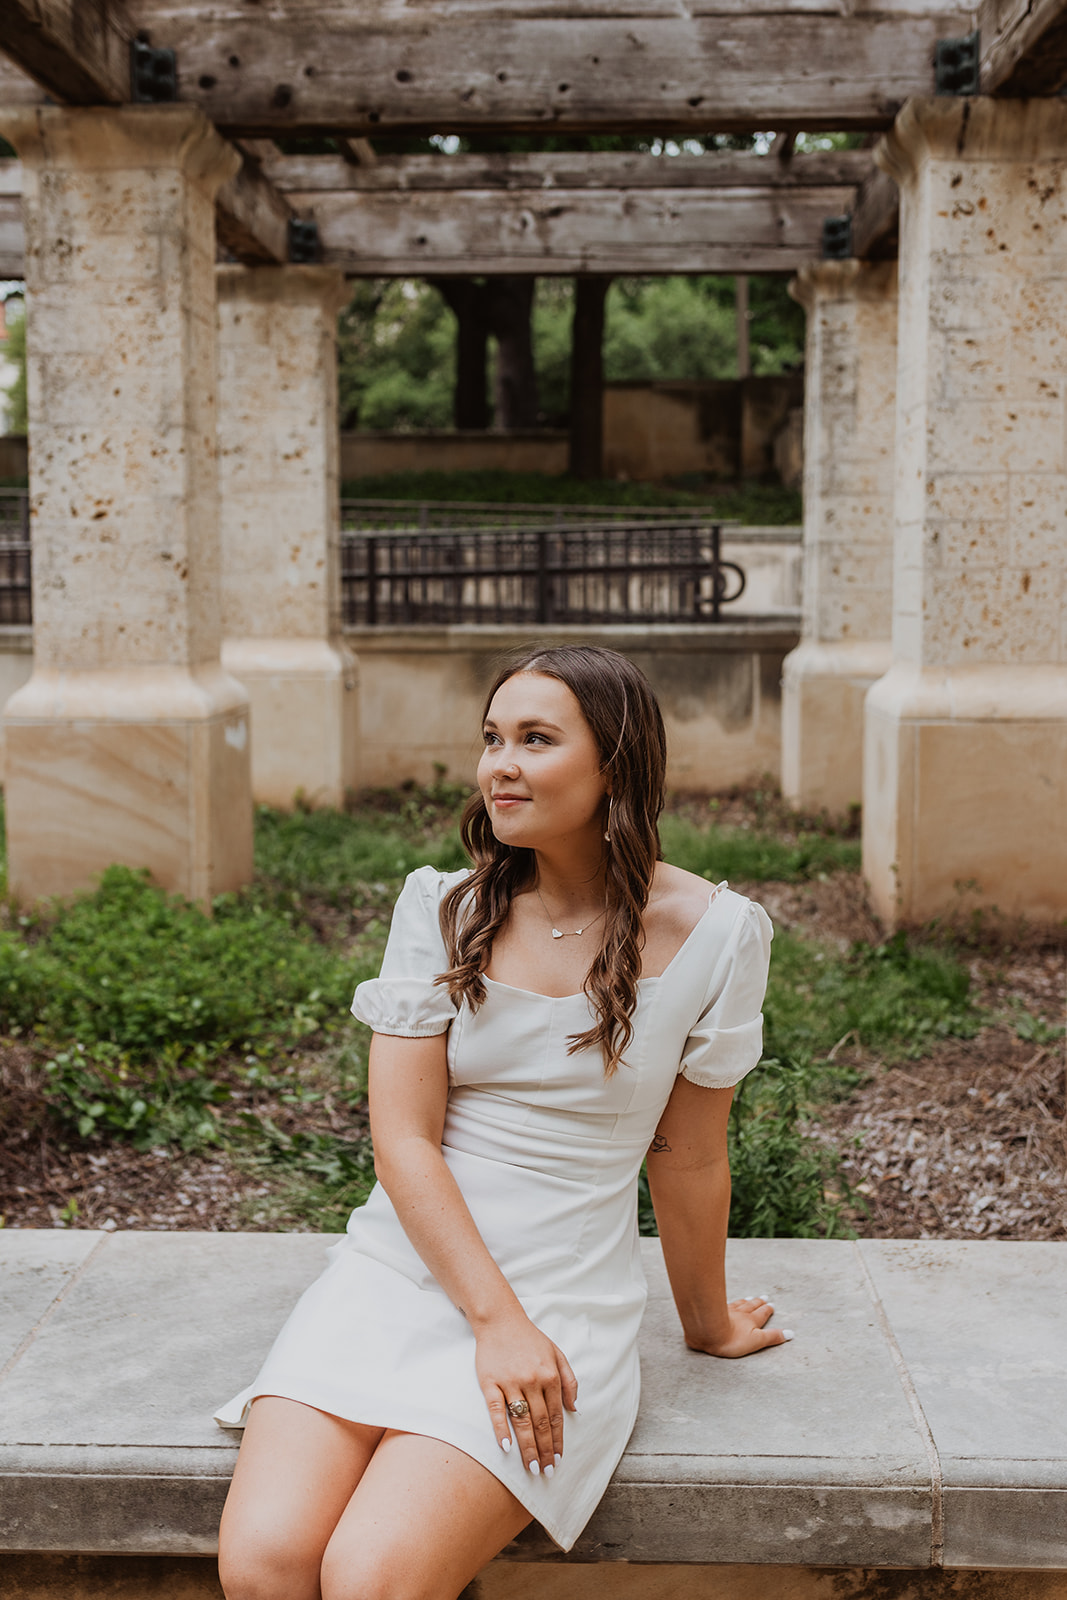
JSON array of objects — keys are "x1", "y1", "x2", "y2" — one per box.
[{"x1": 552, "y1": 928, "x2": 564, "y2": 939}]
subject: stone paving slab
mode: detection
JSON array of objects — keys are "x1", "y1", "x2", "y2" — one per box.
[
  {"x1": 0, "y1": 1232, "x2": 103, "y2": 1373},
  {"x1": 0, "y1": 1231, "x2": 1064, "y2": 1569},
  {"x1": 860, "y1": 1240, "x2": 1067, "y2": 1569}
]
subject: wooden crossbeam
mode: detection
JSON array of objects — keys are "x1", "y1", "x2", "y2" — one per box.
[
  {"x1": 262, "y1": 149, "x2": 875, "y2": 194},
  {"x1": 0, "y1": 0, "x2": 130, "y2": 104},
  {"x1": 299, "y1": 184, "x2": 858, "y2": 276},
  {"x1": 980, "y1": 0, "x2": 1067, "y2": 94},
  {"x1": 0, "y1": 2, "x2": 293, "y2": 265},
  {"x1": 0, "y1": 55, "x2": 48, "y2": 106},
  {"x1": 126, "y1": 3, "x2": 977, "y2": 135},
  {"x1": 851, "y1": 166, "x2": 899, "y2": 262}
]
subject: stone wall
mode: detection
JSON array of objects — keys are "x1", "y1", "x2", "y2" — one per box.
[
  {"x1": 342, "y1": 623, "x2": 796, "y2": 790},
  {"x1": 603, "y1": 375, "x2": 804, "y2": 483},
  {"x1": 341, "y1": 430, "x2": 568, "y2": 481},
  {"x1": 338, "y1": 374, "x2": 804, "y2": 486}
]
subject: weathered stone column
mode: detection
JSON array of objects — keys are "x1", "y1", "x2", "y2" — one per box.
[
  {"x1": 781, "y1": 261, "x2": 897, "y2": 813},
  {"x1": 216, "y1": 266, "x2": 359, "y2": 808},
  {"x1": 0, "y1": 106, "x2": 253, "y2": 905},
  {"x1": 865, "y1": 98, "x2": 1067, "y2": 925}
]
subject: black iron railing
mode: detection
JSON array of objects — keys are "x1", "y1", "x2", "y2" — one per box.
[
  {"x1": 0, "y1": 490, "x2": 31, "y2": 625},
  {"x1": 340, "y1": 521, "x2": 746, "y2": 628}
]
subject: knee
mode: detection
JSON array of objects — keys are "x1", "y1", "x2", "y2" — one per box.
[
  {"x1": 219, "y1": 1533, "x2": 321, "y2": 1600},
  {"x1": 320, "y1": 1551, "x2": 423, "y2": 1600}
]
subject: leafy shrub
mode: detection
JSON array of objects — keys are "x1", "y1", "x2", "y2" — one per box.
[
  {"x1": 726, "y1": 1056, "x2": 851, "y2": 1238},
  {"x1": 0, "y1": 866, "x2": 353, "y2": 1057}
]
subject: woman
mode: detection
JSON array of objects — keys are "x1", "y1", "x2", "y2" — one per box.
[{"x1": 216, "y1": 644, "x2": 788, "y2": 1600}]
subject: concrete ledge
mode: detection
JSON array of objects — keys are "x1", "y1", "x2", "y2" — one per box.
[{"x1": 0, "y1": 1234, "x2": 1064, "y2": 1569}]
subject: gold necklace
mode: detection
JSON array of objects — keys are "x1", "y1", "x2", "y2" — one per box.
[{"x1": 534, "y1": 884, "x2": 607, "y2": 940}]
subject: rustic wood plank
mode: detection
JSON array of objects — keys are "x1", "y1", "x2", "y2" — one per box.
[
  {"x1": 262, "y1": 149, "x2": 874, "y2": 193},
  {"x1": 301, "y1": 184, "x2": 854, "y2": 274},
  {"x1": 980, "y1": 0, "x2": 1067, "y2": 94},
  {"x1": 0, "y1": 55, "x2": 49, "y2": 106},
  {"x1": 216, "y1": 148, "x2": 294, "y2": 265},
  {"x1": 1, "y1": 8, "x2": 293, "y2": 267},
  {"x1": 125, "y1": 5, "x2": 976, "y2": 134},
  {"x1": 851, "y1": 164, "x2": 899, "y2": 260},
  {"x1": 0, "y1": 0, "x2": 132, "y2": 104}
]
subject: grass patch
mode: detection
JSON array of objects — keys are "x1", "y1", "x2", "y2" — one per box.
[
  {"x1": 254, "y1": 797, "x2": 467, "y2": 908},
  {"x1": 659, "y1": 814, "x2": 861, "y2": 884},
  {"x1": 341, "y1": 469, "x2": 801, "y2": 524}
]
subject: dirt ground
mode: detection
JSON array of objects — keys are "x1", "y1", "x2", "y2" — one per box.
[{"x1": 2, "y1": 801, "x2": 1064, "y2": 1240}]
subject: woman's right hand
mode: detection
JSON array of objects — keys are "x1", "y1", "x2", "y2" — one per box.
[{"x1": 475, "y1": 1308, "x2": 579, "y2": 1476}]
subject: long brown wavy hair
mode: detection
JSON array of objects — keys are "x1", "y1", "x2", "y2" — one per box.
[{"x1": 437, "y1": 644, "x2": 667, "y2": 1075}]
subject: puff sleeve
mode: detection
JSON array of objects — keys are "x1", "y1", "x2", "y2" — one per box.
[
  {"x1": 678, "y1": 898, "x2": 773, "y2": 1089},
  {"x1": 350, "y1": 866, "x2": 464, "y2": 1038}
]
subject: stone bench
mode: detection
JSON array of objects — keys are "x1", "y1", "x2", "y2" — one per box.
[{"x1": 1, "y1": 1232, "x2": 1065, "y2": 1599}]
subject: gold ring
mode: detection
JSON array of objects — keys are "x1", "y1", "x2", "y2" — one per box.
[{"x1": 507, "y1": 1398, "x2": 530, "y2": 1419}]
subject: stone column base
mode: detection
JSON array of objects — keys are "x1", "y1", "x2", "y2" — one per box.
[
  {"x1": 220, "y1": 637, "x2": 359, "y2": 809},
  {"x1": 781, "y1": 640, "x2": 893, "y2": 814},
  {"x1": 3, "y1": 667, "x2": 253, "y2": 906},
  {"x1": 863, "y1": 663, "x2": 1067, "y2": 926}
]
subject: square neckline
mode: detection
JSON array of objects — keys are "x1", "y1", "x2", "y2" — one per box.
[{"x1": 481, "y1": 883, "x2": 728, "y2": 1003}]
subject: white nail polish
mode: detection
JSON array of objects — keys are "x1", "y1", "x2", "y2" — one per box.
[
  {"x1": 544, "y1": 1463, "x2": 554, "y2": 1478},
  {"x1": 782, "y1": 1329, "x2": 795, "y2": 1341},
  {"x1": 528, "y1": 1459, "x2": 540, "y2": 1476},
  {"x1": 554, "y1": 1453, "x2": 562, "y2": 1467},
  {"x1": 500, "y1": 1437, "x2": 512, "y2": 1452}
]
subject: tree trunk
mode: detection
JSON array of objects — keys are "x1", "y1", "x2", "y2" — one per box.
[
  {"x1": 430, "y1": 276, "x2": 491, "y2": 431},
  {"x1": 568, "y1": 276, "x2": 609, "y2": 480},
  {"x1": 487, "y1": 276, "x2": 539, "y2": 431}
]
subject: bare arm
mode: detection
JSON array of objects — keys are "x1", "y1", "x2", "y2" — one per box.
[
  {"x1": 368, "y1": 1030, "x2": 577, "y2": 1471},
  {"x1": 646, "y1": 1074, "x2": 789, "y2": 1358}
]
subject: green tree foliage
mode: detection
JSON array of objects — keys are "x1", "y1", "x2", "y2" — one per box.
[
  {"x1": 337, "y1": 280, "x2": 456, "y2": 431},
  {"x1": 1, "y1": 298, "x2": 26, "y2": 435},
  {"x1": 339, "y1": 273, "x2": 805, "y2": 432}
]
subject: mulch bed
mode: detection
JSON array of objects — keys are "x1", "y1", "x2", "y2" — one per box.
[{"x1": 815, "y1": 1029, "x2": 1066, "y2": 1240}]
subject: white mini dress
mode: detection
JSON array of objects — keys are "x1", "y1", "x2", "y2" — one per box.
[{"x1": 215, "y1": 865, "x2": 772, "y2": 1551}]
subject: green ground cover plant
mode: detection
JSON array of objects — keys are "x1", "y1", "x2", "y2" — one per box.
[
  {"x1": 0, "y1": 791, "x2": 982, "y2": 1237},
  {"x1": 341, "y1": 469, "x2": 801, "y2": 524}
]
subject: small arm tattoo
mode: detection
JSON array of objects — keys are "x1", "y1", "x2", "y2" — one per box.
[{"x1": 649, "y1": 1134, "x2": 672, "y2": 1154}]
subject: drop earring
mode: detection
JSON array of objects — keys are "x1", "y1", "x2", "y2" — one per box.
[{"x1": 603, "y1": 796, "x2": 614, "y2": 844}]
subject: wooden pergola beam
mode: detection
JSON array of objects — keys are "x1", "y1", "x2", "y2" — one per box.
[
  {"x1": 126, "y1": 2, "x2": 977, "y2": 136},
  {"x1": 851, "y1": 166, "x2": 900, "y2": 262},
  {"x1": 300, "y1": 183, "x2": 858, "y2": 276},
  {"x1": 0, "y1": 2, "x2": 293, "y2": 265},
  {"x1": 261, "y1": 149, "x2": 875, "y2": 195},
  {"x1": 0, "y1": 0, "x2": 131, "y2": 104},
  {"x1": 980, "y1": 0, "x2": 1067, "y2": 95}
]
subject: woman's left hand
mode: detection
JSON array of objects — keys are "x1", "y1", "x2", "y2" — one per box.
[{"x1": 688, "y1": 1296, "x2": 794, "y2": 1359}]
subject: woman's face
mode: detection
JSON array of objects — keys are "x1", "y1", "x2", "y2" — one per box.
[{"x1": 478, "y1": 671, "x2": 608, "y2": 853}]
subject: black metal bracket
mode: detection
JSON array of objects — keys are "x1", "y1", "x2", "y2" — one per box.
[
  {"x1": 821, "y1": 215, "x2": 852, "y2": 261},
  {"x1": 288, "y1": 218, "x2": 321, "y2": 263},
  {"x1": 936, "y1": 31, "x2": 980, "y2": 96},
  {"x1": 130, "y1": 39, "x2": 178, "y2": 103}
]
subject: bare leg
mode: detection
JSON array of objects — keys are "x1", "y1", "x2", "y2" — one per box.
[
  {"x1": 320, "y1": 1430, "x2": 532, "y2": 1600},
  {"x1": 218, "y1": 1397, "x2": 385, "y2": 1600}
]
